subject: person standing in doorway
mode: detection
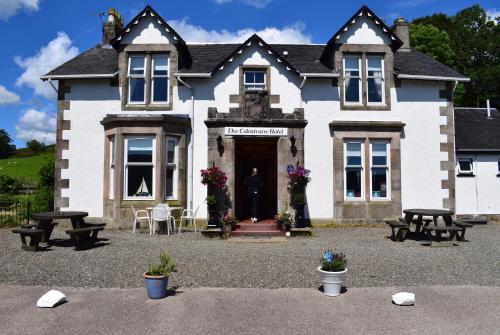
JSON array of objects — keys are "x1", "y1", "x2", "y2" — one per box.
[{"x1": 244, "y1": 167, "x2": 264, "y2": 223}]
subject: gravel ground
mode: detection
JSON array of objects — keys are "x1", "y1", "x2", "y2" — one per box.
[{"x1": 1, "y1": 224, "x2": 499, "y2": 288}]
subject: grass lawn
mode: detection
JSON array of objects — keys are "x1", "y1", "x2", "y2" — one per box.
[{"x1": 0, "y1": 153, "x2": 54, "y2": 184}]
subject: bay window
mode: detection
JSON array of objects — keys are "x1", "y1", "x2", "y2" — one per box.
[
  {"x1": 128, "y1": 56, "x2": 146, "y2": 103},
  {"x1": 370, "y1": 142, "x2": 390, "y2": 199},
  {"x1": 151, "y1": 55, "x2": 169, "y2": 103},
  {"x1": 345, "y1": 141, "x2": 364, "y2": 199},
  {"x1": 165, "y1": 136, "x2": 178, "y2": 199},
  {"x1": 125, "y1": 137, "x2": 155, "y2": 199},
  {"x1": 367, "y1": 56, "x2": 384, "y2": 104},
  {"x1": 344, "y1": 56, "x2": 361, "y2": 103},
  {"x1": 244, "y1": 70, "x2": 266, "y2": 91}
]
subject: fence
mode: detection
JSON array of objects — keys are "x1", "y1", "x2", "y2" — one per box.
[{"x1": 0, "y1": 199, "x2": 31, "y2": 227}]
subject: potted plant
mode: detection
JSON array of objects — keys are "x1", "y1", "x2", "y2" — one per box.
[
  {"x1": 219, "y1": 212, "x2": 236, "y2": 239},
  {"x1": 206, "y1": 195, "x2": 218, "y2": 228},
  {"x1": 275, "y1": 203, "x2": 294, "y2": 233},
  {"x1": 287, "y1": 166, "x2": 311, "y2": 228},
  {"x1": 144, "y1": 251, "x2": 177, "y2": 299},
  {"x1": 317, "y1": 250, "x2": 347, "y2": 297},
  {"x1": 201, "y1": 167, "x2": 227, "y2": 228}
]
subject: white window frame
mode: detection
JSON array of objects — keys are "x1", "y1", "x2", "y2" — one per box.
[
  {"x1": 344, "y1": 140, "x2": 364, "y2": 200},
  {"x1": 369, "y1": 141, "x2": 391, "y2": 200},
  {"x1": 151, "y1": 55, "x2": 170, "y2": 104},
  {"x1": 128, "y1": 55, "x2": 146, "y2": 104},
  {"x1": 124, "y1": 136, "x2": 155, "y2": 200},
  {"x1": 109, "y1": 137, "x2": 115, "y2": 200},
  {"x1": 244, "y1": 70, "x2": 266, "y2": 91},
  {"x1": 366, "y1": 56, "x2": 385, "y2": 105},
  {"x1": 457, "y1": 157, "x2": 474, "y2": 175},
  {"x1": 343, "y1": 56, "x2": 362, "y2": 105},
  {"x1": 165, "y1": 136, "x2": 179, "y2": 200}
]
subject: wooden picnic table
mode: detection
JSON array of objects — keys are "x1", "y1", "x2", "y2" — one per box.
[
  {"x1": 403, "y1": 209, "x2": 454, "y2": 231},
  {"x1": 31, "y1": 211, "x2": 89, "y2": 243}
]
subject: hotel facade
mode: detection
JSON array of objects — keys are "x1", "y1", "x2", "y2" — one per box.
[{"x1": 43, "y1": 5, "x2": 486, "y2": 228}]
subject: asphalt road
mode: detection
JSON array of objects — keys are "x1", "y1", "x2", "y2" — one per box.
[{"x1": 0, "y1": 285, "x2": 498, "y2": 335}]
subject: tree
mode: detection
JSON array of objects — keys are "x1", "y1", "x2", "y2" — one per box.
[
  {"x1": 410, "y1": 24, "x2": 455, "y2": 67},
  {"x1": 0, "y1": 129, "x2": 16, "y2": 158},
  {"x1": 26, "y1": 139, "x2": 45, "y2": 153}
]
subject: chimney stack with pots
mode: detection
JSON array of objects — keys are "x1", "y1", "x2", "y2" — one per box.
[
  {"x1": 102, "y1": 8, "x2": 123, "y2": 45},
  {"x1": 393, "y1": 17, "x2": 410, "y2": 51}
]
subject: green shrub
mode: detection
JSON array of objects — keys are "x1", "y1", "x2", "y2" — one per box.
[
  {"x1": 146, "y1": 251, "x2": 177, "y2": 277},
  {"x1": 0, "y1": 175, "x2": 22, "y2": 195},
  {"x1": 30, "y1": 186, "x2": 54, "y2": 213},
  {"x1": 38, "y1": 156, "x2": 55, "y2": 188}
]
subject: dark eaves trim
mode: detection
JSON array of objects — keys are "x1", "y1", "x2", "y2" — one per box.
[
  {"x1": 395, "y1": 73, "x2": 470, "y2": 82},
  {"x1": 456, "y1": 149, "x2": 500, "y2": 153},
  {"x1": 41, "y1": 72, "x2": 119, "y2": 81}
]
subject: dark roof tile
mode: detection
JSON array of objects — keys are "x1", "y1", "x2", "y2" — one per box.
[
  {"x1": 455, "y1": 107, "x2": 500, "y2": 151},
  {"x1": 394, "y1": 50, "x2": 467, "y2": 79}
]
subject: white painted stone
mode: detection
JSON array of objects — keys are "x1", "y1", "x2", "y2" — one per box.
[{"x1": 337, "y1": 16, "x2": 392, "y2": 45}]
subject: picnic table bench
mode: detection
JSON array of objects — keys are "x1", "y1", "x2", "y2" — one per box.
[
  {"x1": 385, "y1": 220, "x2": 409, "y2": 241},
  {"x1": 65, "y1": 226, "x2": 104, "y2": 250},
  {"x1": 423, "y1": 225, "x2": 462, "y2": 242},
  {"x1": 11, "y1": 228, "x2": 45, "y2": 251},
  {"x1": 453, "y1": 221, "x2": 474, "y2": 241}
]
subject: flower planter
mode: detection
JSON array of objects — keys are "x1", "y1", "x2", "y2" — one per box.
[
  {"x1": 144, "y1": 273, "x2": 169, "y2": 299},
  {"x1": 317, "y1": 266, "x2": 347, "y2": 297}
]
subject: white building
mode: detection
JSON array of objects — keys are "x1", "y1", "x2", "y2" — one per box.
[
  {"x1": 455, "y1": 107, "x2": 500, "y2": 221},
  {"x1": 41, "y1": 5, "x2": 471, "y2": 227}
]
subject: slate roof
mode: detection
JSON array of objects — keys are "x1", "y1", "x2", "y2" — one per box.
[
  {"x1": 455, "y1": 107, "x2": 500, "y2": 151},
  {"x1": 182, "y1": 43, "x2": 333, "y2": 74},
  {"x1": 42, "y1": 45, "x2": 118, "y2": 79},
  {"x1": 394, "y1": 50, "x2": 468, "y2": 79}
]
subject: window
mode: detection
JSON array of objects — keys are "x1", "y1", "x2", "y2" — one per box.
[
  {"x1": 128, "y1": 56, "x2": 146, "y2": 103},
  {"x1": 344, "y1": 56, "x2": 361, "y2": 103},
  {"x1": 345, "y1": 141, "x2": 364, "y2": 199},
  {"x1": 366, "y1": 56, "x2": 384, "y2": 104},
  {"x1": 109, "y1": 137, "x2": 115, "y2": 200},
  {"x1": 165, "y1": 136, "x2": 178, "y2": 199},
  {"x1": 457, "y1": 158, "x2": 473, "y2": 175},
  {"x1": 370, "y1": 142, "x2": 390, "y2": 199},
  {"x1": 151, "y1": 55, "x2": 169, "y2": 103},
  {"x1": 125, "y1": 137, "x2": 155, "y2": 199},
  {"x1": 244, "y1": 70, "x2": 266, "y2": 91}
]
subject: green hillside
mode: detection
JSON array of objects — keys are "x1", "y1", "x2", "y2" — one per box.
[{"x1": 0, "y1": 153, "x2": 54, "y2": 184}]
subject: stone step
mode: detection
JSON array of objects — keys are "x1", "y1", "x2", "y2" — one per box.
[
  {"x1": 227, "y1": 236, "x2": 288, "y2": 243},
  {"x1": 235, "y1": 223, "x2": 277, "y2": 231},
  {"x1": 231, "y1": 230, "x2": 284, "y2": 237}
]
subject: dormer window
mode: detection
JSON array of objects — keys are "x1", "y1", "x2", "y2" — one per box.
[
  {"x1": 367, "y1": 56, "x2": 384, "y2": 104},
  {"x1": 244, "y1": 70, "x2": 266, "y2": 91},
  {"x1": 128, "y1": 56, "x2": 146, "y2": 103},
  {"x1": 151, "y1": 55, "x2": 169, "y2": 103},
  {"x1": 344, "y1": 56, "x2": 361, "y2": 103}
]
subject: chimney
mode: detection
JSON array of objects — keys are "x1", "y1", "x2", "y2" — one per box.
[
  {"x1": 102, "y1": 8, "x2": 123, "y2": 45},
  {"x1": 393, "y1": 17, "x2": 410, "y2": 51}
]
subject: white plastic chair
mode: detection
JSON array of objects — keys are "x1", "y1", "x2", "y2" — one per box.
[
  {"x1": 131, "y1": 205, "x2": 151, "y2": 235},
  {"x1": 153, "y1": 204, "x2": 176, "y2": 235},
  {"x1": 179, "y1": 204, "x2": 200, "y2": 233}
]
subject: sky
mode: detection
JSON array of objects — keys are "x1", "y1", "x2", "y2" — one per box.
[{"x1": 0, "y1": 0, "x2": 498, "y2": 148}]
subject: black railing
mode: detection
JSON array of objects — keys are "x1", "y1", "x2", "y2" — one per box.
[{"x1": 0, "y1": 199, "x2": 31, "y2": 227}]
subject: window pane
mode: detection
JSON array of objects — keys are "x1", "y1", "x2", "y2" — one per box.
[
  {"x1": 346, "y1": 142, "x2": 362, "y2": 165},
  {"x1": 130, "y1": 57, "x2": 145, "y2": 75},
  {"x1": 127, "y1": 166, "x2": 153, "y2": 197},
  {"x1": 368, "y1": 78, "x2": 383, "y2": 103},
  {"x1": 345, "y1": 77, "x2": 360, "y2": 102},
  {"x1": 127, "y1": 138, "x2": 153, "y2": 163},
  {"x1": 245, "y1": 71, "x2": 265, "y2": 84},
  {"x1": 372, "y1": 143, "x2": 387, "y2": 165},
  {"x1": 458, "y1": 160, "x2": 472, "y2": 171},
  {"x1": 152, "y1": 78, "x2": 168, "y2": 102},
  {"x1": 165, "y1": 167, "x2": 174, "y2": 197},
  {"x1": 346, "y1": 168, "x2": 362, "y2": 198},
  {"x1": 372, "y1": 167, "x2": 387, "y2": 198},
  {"x1": 345, "y1": 56, "x2": 360, "y2": 75},
  {"x1": 167, "y1": 140, "x2": 175, "y2": 164},
  {"x1": 254, "y1": 72, "x2": 264, "y2": 84},
  {"x1": 367, "y1": 57, "x2": 382, "y2": 75},
  {"x1": 129, "y1": 78, "x2": 145, "y2": 102},
  {"x1": 153, "y1": 56, "x2": 168, "y2": 75}
]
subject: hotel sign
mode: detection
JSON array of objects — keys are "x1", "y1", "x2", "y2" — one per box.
[{"x1": 224, "y1": 127, "x2": 288, "y2": 137}]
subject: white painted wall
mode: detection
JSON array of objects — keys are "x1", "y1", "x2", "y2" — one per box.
[
  {"x1": 456, "y1": 154, "x2": 500, "y2": 215},
  {"x1": 121, "y1": 16, "x2": 176, "y2": 45},
  {"x1": 337, "y1": 16, "x2": 392, "y2": 45}
]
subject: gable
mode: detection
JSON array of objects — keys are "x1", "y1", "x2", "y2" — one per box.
[
  {"x1": 120, "y1": 16, "x2": 176, "y2": 44},
  {"x1": 337, "y1": 16, "x2": 392, "y2": 45}
]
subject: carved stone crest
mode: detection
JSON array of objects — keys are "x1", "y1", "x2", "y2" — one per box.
[{"x1": 243, "y1": 91, "x2": 269, "y2": 120}]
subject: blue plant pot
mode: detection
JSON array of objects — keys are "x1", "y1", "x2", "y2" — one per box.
[{"x1": 144, "y1": 273, "x2": 169, "y2": 299}]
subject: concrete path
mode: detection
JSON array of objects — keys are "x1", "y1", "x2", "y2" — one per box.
[{"x1": 0, "y1": 285, "x2": 498, "y2": 335}]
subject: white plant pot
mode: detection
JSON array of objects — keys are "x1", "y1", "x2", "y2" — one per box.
[{"x1": 317, "y1": 266, "x2": 347, "y2": 297}]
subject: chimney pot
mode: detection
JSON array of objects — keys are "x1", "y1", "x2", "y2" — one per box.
[
  {"x1": 393, "y1": 17, "x2": 410, "y2": 51},
  {"x1": 102, "y1": 8, "x2": 123, "y2": 45}
]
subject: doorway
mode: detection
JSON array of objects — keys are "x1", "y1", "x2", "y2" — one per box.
[{"x1": 234, "y1": 138, "x2": 278, "y2": 221}]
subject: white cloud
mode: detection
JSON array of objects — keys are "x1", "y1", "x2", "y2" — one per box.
[
  {"x1": 486, "y1": 8, "x2": 500, "y2": 21},
  {"x1": 15, "y1": 109, "x2": 56, "y2": 144},
  {"x1": 170, "y1": 19, "x2": 312, "y2": 44},
  {"x1": 14, "y1": 32, "x2": 79, "y2": 100},
  {"x1": 0, "y1": 85, "x2": 20, "y2": 105},
  {"x1": 0, "y1": 0, "x2": 39, "y2": 20},
  {"x1": 213, "y1": 0, "x2": 272, "y2": 8}
]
